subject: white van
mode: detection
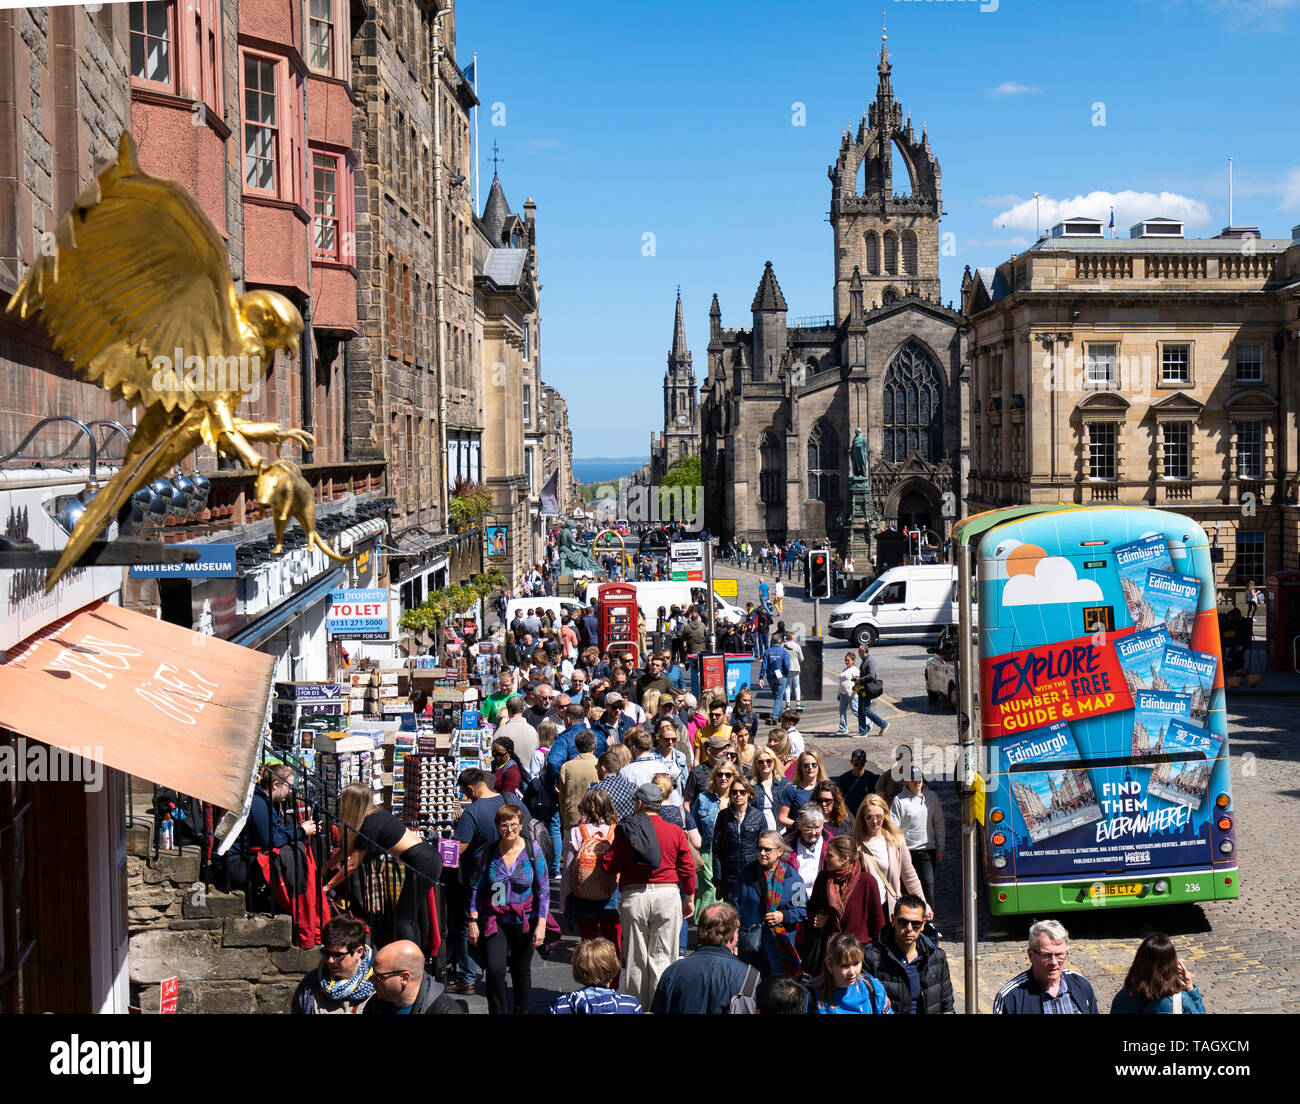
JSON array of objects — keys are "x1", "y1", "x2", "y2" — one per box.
[
  {"x1": 505, "y1": 597, "x2": 585, "y2": 626},
  {"x1": 827, "y1": 564, "x2": 958, "y2": 646},
  {"x1": 632, "y1": 581, "x2": 745, "y2": 626}
]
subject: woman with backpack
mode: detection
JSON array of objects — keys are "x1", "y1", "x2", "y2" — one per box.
[
  {"x1": 469, "y1": 802, "x2": 550, "y2": 1014},
  {"x1": 559, "y1": 787, "x2": 621, "y2": 953},
  {"x1": 1111, "y1": 933, "x2": 1206, "y2": 1014}
]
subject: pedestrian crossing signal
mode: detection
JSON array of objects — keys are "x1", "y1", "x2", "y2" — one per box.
[{"x1": 808, "y1": 550, "x2": 832, "y2": 599}]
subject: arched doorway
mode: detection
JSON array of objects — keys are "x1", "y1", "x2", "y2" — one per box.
[{"x1": 897, "y1": 487, "x2": 933, "y2": 533}]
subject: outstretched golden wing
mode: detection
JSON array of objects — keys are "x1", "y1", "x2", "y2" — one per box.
[{"x1": 7, "y1": 131, "x2": 246, "y2": 410}]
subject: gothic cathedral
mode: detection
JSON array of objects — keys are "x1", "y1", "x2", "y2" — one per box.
[{"x1": 698, "y1": 35, "x2": 968, "y2": 566}]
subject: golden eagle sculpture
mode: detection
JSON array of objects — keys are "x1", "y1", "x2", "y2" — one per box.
[{"x1": 7, "y1": 132, "x2": 352, "y2": 592}]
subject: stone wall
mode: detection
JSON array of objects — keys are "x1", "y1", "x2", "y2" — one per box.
[{"x1": 127, "y1": 843, "x2": 318, "y2": 1015}]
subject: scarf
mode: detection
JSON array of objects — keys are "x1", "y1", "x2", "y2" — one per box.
[
  {"x1": 763, "y1": 861, "x2": 803, "y2": 976},
  {"x1": 825, "y1": 862, "x2": 862, "y2": 925},
  {"x1": 317, "y1": 944, "x2": 375, "y2": 1004}
]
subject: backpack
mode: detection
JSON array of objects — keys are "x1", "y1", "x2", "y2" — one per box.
[
  {"x1": 526, "y1": 816, "x2": 555, "y2": 874},
  {"x1": 725, "y1": 966, "x2": 762, "y2": 1014},
  {"x1": 573, "y1": 823, "x2": 616, "y2": 901}
]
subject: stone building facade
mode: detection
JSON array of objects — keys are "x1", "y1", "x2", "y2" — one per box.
[
  {"x1": 475, "y1": 172, "x2": 538, "y2": 587},
  {"x1": 351, "y1": 0, "x2": 480, "y2": 608},
  {"x1": 963, "y1": 219, "x2": 1300, "y2": 592},
  {"x1": 699, "y1": 40, "x2": 967, "y2": 563}
]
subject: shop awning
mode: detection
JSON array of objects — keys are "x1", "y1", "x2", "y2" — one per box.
[{"x1": 0, "y1": 601, "x2": 274, "y2": 809}]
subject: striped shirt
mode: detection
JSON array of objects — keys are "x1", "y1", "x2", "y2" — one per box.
[{"x1": 548, "y1": 986, "x2": 643, "y2": 1015}]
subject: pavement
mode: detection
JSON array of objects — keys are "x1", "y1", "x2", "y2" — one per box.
[{"x1": 457, "y1": 563, "x2": 1297, "y2": 1013}]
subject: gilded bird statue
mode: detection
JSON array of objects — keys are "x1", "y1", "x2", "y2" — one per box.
[{"x1": 7, "y1": 131, "x2": 347, "y2": 592}]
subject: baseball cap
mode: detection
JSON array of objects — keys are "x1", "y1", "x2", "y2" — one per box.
[
  {"x1": 706, "y1": 734, "x2": 732, "y2": 751},
  {"x1": 634, "y1": 783, "x2": 664, "y2": 808},
  {"x1": 605, "y1": 691, "x2": 624, "y2": 705}
]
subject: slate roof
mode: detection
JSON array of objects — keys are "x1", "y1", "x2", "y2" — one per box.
[{"x1": 751, "y1": 260, "x2": 789, "y2": 312}]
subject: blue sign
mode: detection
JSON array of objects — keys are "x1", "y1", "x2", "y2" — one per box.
[
  {"x1": 326, "y1": 588, "x2": 389, "y2": 638},
  {"x1": 129, "y1": 543, "x2": 237, "y2": 578}
]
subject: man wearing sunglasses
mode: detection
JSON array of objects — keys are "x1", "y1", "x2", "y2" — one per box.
[
  {"x1": 861, "y1": 893, "x2": 953, "y2": 1015},
  {"x1": 364, "y1": 940, "x2": 466, "y2": 1015}
]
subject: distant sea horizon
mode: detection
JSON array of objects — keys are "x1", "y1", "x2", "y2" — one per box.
[{"x1": 573, "y1": 456, "x2": 648, "y2": 484}]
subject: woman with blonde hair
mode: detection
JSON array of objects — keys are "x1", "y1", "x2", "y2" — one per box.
[
  {"x1": 324, "y1": 781, "x2": 443, "y2": 947},
  {"x1": 778, "y1": 750, "x2": 827, "y2": 827},
  {"x1": 850, "y1": 793, "x2": 929, "y2": 920},
  {"x1": 691, "y1": 760, "x2": 739, "y2": 911},
  {"x1": 765, "y1": 726, "x2": 797, "y2": 779}
]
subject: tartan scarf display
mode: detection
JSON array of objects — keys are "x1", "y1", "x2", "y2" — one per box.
[{"x1": 764, "y1": 861, "x2": 803, "y2": 976}]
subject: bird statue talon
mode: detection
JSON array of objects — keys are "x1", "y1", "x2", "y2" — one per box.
[{"x1": 254, "y1": 459, "x2": 355, "y2": 564}]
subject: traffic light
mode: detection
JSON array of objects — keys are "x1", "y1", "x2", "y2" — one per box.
[{"x1": 808, "y1": 550, "x2": 832, "y2": 598}]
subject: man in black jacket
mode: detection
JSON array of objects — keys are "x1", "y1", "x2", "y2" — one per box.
[
  {"x1": 365, "y1": 941, "x2": 465, "y2": 1014},
  {"x1": 861, "y1": 894, "x2": 954, "y2": 1014}
]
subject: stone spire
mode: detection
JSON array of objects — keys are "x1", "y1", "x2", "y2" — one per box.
[
  {"x1": 751, "y1": 260, "x2": 789, "y2": 313},
  {"x1": 671, "y1": 288, "x2": 689, "y2": 361}
]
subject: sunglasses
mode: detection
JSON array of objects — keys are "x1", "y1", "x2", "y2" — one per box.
[
  {"x1": 715, "y1": 771, "x2": 736, "y2": 779},
  {"x1": 729, "y1": 789, "x2": 748, "y2": 797},
  {"x1": 372, "y1": 969, "x2": 406, "y2": 981},
  {"x1": 895, "y1": 918, "x2": 925, "y2": 930},
  {"x1": 321, "y1": 947, "x2": 360, "y2": 961}
]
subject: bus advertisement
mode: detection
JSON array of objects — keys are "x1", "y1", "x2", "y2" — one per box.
[{"x1": 974, "y1": 506, "x2": 1238, "y2": 915}]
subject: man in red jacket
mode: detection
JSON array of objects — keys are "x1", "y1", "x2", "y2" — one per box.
[{"x1": 600, "y1": 782, "x2": 696, "y2": 1009}]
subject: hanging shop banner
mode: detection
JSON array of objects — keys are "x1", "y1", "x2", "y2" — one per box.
[
  {"x1": 326, "y1": 588, "x2": 389, "y2": 640},
  {"x1": 129, "y1": 543, "x2": 237, "y2": 579}
]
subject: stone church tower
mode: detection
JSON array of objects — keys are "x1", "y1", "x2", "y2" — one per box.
[
  {"x1": 651, "y1": 291, "x2": 700, "y2": 477},
  {"x1": 829, "y1": 31, "x2": 941, "y2": 321}
]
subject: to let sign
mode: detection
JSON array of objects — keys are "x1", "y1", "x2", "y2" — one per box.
[{"x1": 326, "y1": 588, "x2": 389, "y2": 640}]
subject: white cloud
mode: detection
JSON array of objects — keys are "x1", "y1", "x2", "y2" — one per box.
[
  {"x1": 988, "y1": 81, "x2": 1040, "y2": 96},
  {"x1": 1280, "y1": 168, "x2": 1300, "y2": 212},
  {"x1": 964, "y1": 236, "x2": 1032, "y2": 251},
  {"x1": 1188, "y1": 0, "x2": 1300, "y2": 28},
  {"x1": 1003, "y1": 557, "x2": 1104, "y2": 607},
  {"x1": 993, "y1": 190, "x2": 1212, "y2": 232}
]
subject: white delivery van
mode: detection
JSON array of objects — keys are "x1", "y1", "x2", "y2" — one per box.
[
  {"x1": 505, "y1": 597, "x2": 586, "y2": 626},
  {"x1": 826, "y1": 564, "x2": 958, "y2": 646},
  {"x1": 632, "y1": 581, "x2": 746, "y2": 626}
]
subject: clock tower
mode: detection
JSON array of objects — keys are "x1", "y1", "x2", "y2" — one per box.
[{"x1": 660, "y1": 289, "x2": 699, "y2": 469}]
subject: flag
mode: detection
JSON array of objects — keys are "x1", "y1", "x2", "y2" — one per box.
[
  {"x1": 540, "y1": 470, "x2": 559, "y2": 517},
  {"x1": 1109, "y1": 208, "x2": 1115, "y2": 237},
  {"x1": 464, "y1": 61, "x2": 475, "y2": 86}
]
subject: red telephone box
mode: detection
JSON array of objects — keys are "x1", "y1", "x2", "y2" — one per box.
[
  {"x1": 1266, "y1": 571, "x2": 1300, "y2": 669},
  {"x1": 597, "y1": 582, "x2": 640, "y2": 666}
]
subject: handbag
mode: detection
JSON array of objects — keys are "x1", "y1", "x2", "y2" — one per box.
[
  {"x1": 738, "y1": 924, "x2": 764, "y2": 963},
  {"x1": 800, "y1": 926, "x2": 828, "y2": 976}
]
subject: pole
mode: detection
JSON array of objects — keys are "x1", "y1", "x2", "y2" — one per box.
[
  {"x1": 704, "y1": 540, "x2": 717, "y2": 653},
  {"x1": 813, "y1": 596, "x2": 819, "y2": 637},
  {"x1": 473, "y1": 52, "x2": 480, "y2": 214},
  {"x1": 957, "y1": 539, "x2": 979, "y2": 1014}
]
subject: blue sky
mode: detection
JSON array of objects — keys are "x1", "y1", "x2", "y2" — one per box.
[{"x1": 457, "y1": 0, "x2": 1300, "y2": 459}]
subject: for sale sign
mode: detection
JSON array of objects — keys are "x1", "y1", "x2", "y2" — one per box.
[{"x1": 326, "y1": 588, "x2": 389, "y2": 640}]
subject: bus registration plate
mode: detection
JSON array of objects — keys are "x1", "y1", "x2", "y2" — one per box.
[{"x1": 1089, "y1": 882, "x2": 1144, "y2": 898}]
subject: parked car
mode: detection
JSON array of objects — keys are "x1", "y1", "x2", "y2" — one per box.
[{"x1": 924, "y1": 625, "x2": 959, "y2": 711}]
